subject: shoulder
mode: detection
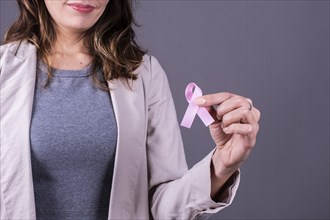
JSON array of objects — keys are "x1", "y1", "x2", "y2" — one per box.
[
  {"x1": 138, "y1": 54, "x2": 164, "y2": 74},
  {"x1": 1, "y1": 41, "x2": 22, "y2": 57},
  {"x1": 0, "y1": 41, "x2": 37, "y2": 81},
  {"x1": 135, "y1": 54, "x2": 168, "y2": 87},
  {"x1": 0, "y1": 42, "x2": 17, "y2": 71},
  {"x1": 0, "y1": 42, "x2": 14, "y2": 63},
  {"x1": 132, "y1": 54, "x2": 173, "y2": 104},
  {"x1": 1, "y1": 41, "x2": 37, "y2": 72},
  {"x1": 1, "y1": 40, "x2": 36, "y2": 61}
]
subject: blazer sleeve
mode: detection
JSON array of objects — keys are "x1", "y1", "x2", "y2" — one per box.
[{"x1": 145, "y1": 55, "x2": 240, "y2": 220}]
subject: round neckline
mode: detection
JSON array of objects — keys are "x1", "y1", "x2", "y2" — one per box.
[{"x1": 38, "y1": 60, "x2": 92, "y2": 77}]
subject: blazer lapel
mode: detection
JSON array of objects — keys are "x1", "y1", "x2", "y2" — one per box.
[
  {"x1": 0, "y1": 42, "x2": 37, "y2": 219},
  {"x1": 106, "y1": 75, "x2": 149, "y2": 218}
]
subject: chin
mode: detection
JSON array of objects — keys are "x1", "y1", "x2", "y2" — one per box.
[{"x1": 66, "y1": 21, "x2": 96, "y2": 32}]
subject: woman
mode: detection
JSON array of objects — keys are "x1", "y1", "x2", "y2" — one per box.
[{"x1": 0, "y1": 0, "x2": 260, "y2": 219}]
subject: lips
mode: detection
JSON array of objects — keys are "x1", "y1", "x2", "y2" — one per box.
[{"x1": 67, "y1": 3, "x2": 95, "y2": 13}]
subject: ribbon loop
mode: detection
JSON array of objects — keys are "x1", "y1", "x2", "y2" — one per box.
[{"x1": 180, "y1": 82, "x2": 215, "y2": 128}]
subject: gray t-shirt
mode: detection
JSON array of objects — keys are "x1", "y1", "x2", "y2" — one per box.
[{"x1": 30, "y1": 61, "x2": 117, "y2": 219}]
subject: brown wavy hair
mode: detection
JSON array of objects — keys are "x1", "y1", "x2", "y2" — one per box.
[{"x1": 4, "y1": 0, "x2": 146, "y2": 91}]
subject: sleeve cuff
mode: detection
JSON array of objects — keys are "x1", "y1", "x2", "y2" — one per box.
[{"x1": 189, "y1": 149, "x2": 241, "y2": 218}]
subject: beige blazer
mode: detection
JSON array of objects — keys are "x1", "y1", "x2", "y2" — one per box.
[{"x1": 0, "y1": 41, "x2": 240, "y2": 220}]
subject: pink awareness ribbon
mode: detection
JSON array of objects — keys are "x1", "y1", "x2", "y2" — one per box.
[{"x1": 181, "y1": 82, "x2": 215, "y2": 128}]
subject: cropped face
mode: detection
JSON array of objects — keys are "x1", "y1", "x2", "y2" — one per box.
[{"x1": 44, "y1": 0, "x2": 109, "y2": 33}]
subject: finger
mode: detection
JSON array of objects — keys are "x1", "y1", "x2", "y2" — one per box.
[
  {"x1": 246, "y1": 98, "x2": 253, "y2": 110},
  {"x1": 217, "y1": 96, "x2": 254, "y2": 119},
  {"x1": 194, "y1": 92, "x2": 234, "y2": 107},
  {"x1": 223, "y1": 123, "x2": 254, "y2": 136},
  {"x1": 223, "y1": 124, "x2": 257, "y2": 147},
  {"x1": 220, "y1": 106, "x2": 256, "y2": 127},
  {"x1": 221, "y1": 106, "x2": 259, "y2": 142},
  {"x1": 251, "y1": 107, "x2": 261, "y2": 122}
]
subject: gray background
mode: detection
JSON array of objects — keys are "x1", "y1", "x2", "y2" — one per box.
[{"x1": 1, "y1": 0, "x2": 329, "y2": 219}]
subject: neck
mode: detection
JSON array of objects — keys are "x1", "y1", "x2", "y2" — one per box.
[
  {"x1": 53, "y1": 27, "x2": 89, "y2": 55},
  {"x1": 47, "y1": 28, "x2": 93, "y2": 70}
]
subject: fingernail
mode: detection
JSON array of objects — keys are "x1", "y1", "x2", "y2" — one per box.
[
  {"x1": 194, "y1": 97, "x2": 206, "y2": 105},
  {"x1": 223, "y1": 127, "x2": 229, "y2": 133}
]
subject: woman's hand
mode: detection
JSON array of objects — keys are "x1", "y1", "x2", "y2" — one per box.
[{"x1": 194, "y1": 93, "x2": 261, "y2": 197}]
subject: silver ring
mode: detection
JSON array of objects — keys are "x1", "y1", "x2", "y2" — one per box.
[{"x1": 246, "y1": 98, "x2": 253, "y2": 111}]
